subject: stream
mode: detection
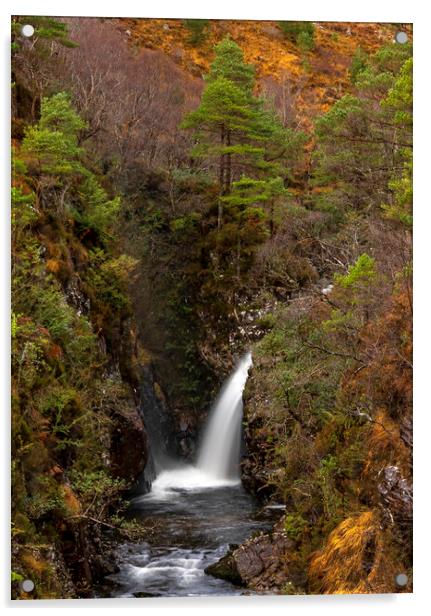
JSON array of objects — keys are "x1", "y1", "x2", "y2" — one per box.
[
  {"x1": 97, "y1": 353, "x2": 279, "y2": 597},
  {"x1": 99, "y1": 467, "x2": 279, "y2": 597}
]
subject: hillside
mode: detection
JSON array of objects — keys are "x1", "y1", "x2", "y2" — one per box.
[
  {"x1": 11, "y1": 16, "x2": 412, "y2": 599},
  {"x1": 121, "y1": 19, "x2": 398, "y2": 122}
]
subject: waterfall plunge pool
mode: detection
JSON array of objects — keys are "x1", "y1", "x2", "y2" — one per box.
[
  {"x1": 97, "y1": 476, "x2": 279, "y2": 597},
  {"x1": 96, "y1": 353, "x2": 281, "y2": 597}
]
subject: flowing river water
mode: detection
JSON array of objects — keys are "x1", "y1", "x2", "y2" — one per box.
[{"x1": 97, "y1": 353, "x2": 281, "y2": 597}]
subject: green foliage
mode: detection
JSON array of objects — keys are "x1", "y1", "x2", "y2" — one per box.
[
  {"x1": 278, "y1": 21, "x2": 315, "y2": 49},
  {"x1": 69, "y1": 469, "x2": 126, "y2": 513},
  {"x1": 380, "y1": 58, "x2": 413, "y2": 227},
  {"x1": 313, "y1": 44, "x2": 412, "y2": 217},
  {"x1": 11, "y1": 185, "x2": 37, "y2": 235},
  {"x1": 205, "y1": 37, "x2": 255, "y2": 91},
  {"x1": 170, "y1": 211, "x2": 201, "y2": 232},
  {"x1": 75, "y1": 174, "x2": 121, "y2": 240},
  {"x1": 11, "y1": 571, "x2": 24, "y2": 583},
  {"x1": 349, "y1": 46, "x2": 368, "y2": 83},
  {"x1": 297, "y1": 30, "x2": 315, "y2": 52},
  {"x1": 34, "y1": 286, "x2": 75, "y2": 342},
  {"x1": 382, "y1": 151, "x2": 412, "y2": 227},
  {"x1": 334, "y1": 254, "x2": 376, "y2": 289},
  {"x1": 383, "y1": 57, "x2": 413, "y2": 125},
  {"x1": 284, "y1": 513, "x2": 308, "y2": 540},
  {"x1": 182, "y1": 37, "x2": 302, "y2": 191},
  {"x1": 317, "y1": 455, "x2": 343, "y2": 521},
  {"x1": 11, "y1": 16, "x2": 77, "y2": 53},
  {"x1": 86, "y1": 249, "x2": 137, "y2": 312},
  {"x1": 25, "y1": 475, "x2": 65, "y2": 520},
  {"x1": 183, "y1": 19, "x2": 210, "y2": 45},
  {"x1": 22, "y1": 93, "x2": 86, "y2": 177}
]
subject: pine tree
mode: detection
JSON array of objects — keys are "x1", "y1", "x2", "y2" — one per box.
[
  {"x1": 181, "y1": 37, "x2": 297, "y2": 230},
  {"x1": 22, "y1": 92, "x2": 86, "y2": 177},
  {"x1": 313, "y1": 43, "x2": 412, "y2": 215}
]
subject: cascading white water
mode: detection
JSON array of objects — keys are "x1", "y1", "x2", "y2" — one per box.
[
  {"x1": 133, "y1": 351, "x2": 252, "y2": 502},
  {"x1": 196, "y1": 352, "x2": 253, "y2": 481}
]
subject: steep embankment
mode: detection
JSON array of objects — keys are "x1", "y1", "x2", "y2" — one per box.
[
  {"x1": 11, "y1": 16, "x2": 412, "y2": 598},
  {"x1": 121, "y1": 19, "x2": 395, "y2": 122},
  {"x1": 11, "y1": 87, "x2": 170, "y2": 599}
]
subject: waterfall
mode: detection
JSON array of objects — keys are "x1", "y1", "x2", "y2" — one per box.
[
  {"x1": 133, "y1": 352, "x2": 252, "y2": 502},
  {"x1": 196, "y1": 352, "x2": 253, "y2": 481}
]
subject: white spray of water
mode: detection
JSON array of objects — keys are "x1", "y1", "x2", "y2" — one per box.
[
  {"x1": 134, "y1": 352, "x2": 252, "y2": 502},
  {"x1": 196, "y1": 351, "x2": 253, "y2": 481}
]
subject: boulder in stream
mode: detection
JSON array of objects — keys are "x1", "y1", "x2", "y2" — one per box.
[{"x1": 205, "y1": 520, "x2": 296, "y2": 592}]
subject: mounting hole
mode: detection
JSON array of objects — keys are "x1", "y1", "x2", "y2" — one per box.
[
  {"x1": 20, "y1": 579, "x2": 35, "y2": 592},
  {"x1": 395, "y1": 31, "x2": 408, "y2": 44},
  {"x1": 395, "y1": 572, "x2": 408, "y2": 587},
  {"x1": 21, "y1": 24, "x2": 35, "y2": 38}
]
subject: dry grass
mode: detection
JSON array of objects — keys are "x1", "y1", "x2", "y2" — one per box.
[
  {"x1": 120, "y1": 19, "x2": 396, "y2": 128},
  {"x1": 363, "y1": 409, "x2": 407, "y2": 475},
  {"x1": 308, "y1": 510, "x2": 399, "y2": 594}
]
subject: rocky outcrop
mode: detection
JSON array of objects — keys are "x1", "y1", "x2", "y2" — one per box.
[
  {"x1": 378, "y1": 465, "x2": 413, "y2": 556},
  {"x1": 241, "y1": 456, "x2": 274, "y2": 501},
  {"x1": 205, "y1": 518, "x2": 298, "y2": 593},
  {"x1": 109, "y1": 403, "x2": 148, "y2": 484},
  {"x1": 204, "y1": 544, "x2": 244, "y2": 586}
]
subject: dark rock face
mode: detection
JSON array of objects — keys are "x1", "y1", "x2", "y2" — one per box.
[
  {"x1": 378, "y1": 465, "x2": 413, "y2": 555},
  {"x1": 176, "y1": 410, "x2": 198, "y2": 460},
  {"x1": 205, "y1": 522, "x2": 295, "y2": 592},
  {"x1": 241, "y1": 457, "x2": 274, "y2": 501},
  {"x1": 109, "y1": 405, "x2": 148, "y2": 484},
  {"x1": 204, "y1": 544, "x2": 244, "y2": 586},
  {"x1": 138, "y1": 366, "x2": 176, "y2": 483},
  {"x1": 61, "y1": 525, "x2": 120, "y2": 597},
  {"x1": 234, "y1": 528, "x2": 294, "y2": 590}
]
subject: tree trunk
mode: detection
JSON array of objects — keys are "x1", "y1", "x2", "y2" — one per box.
[
  {"x1": 226, "y1": 129, "x2": 232, "y2": 194},
  {"x1": 270, "y1": 202, "x2": 275, "y2": 237},
  {"x1": 218, "y1": 124, "x2": 225, "y2": 231}
]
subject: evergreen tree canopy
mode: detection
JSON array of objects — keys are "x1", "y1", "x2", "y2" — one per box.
[
  {"x1": 182, "y1": 36, "x2": 302, "y2": 231},
  {"x1": 313, "y1": 44, "x2": 412, "y2": 218},
  {"x1": 22, "y1": 92, "x2": 86, "y2": 176}
]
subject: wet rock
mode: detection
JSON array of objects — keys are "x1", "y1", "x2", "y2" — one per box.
[
  {"x1": 138, "y1": 365, "x2": 176, "y2": 467},
  {"x1": 241, "y1": 457, "x2": 274, "y2": 501},
  {"x1": 206, "y1": 524, "x2": 295, "y2": 591},
  {"x1": 204, "y1": 544, "x2": 244, "y2": 586},
  {"x1": 65, "y1": 277, "x2": 90, "y2": 316},
  {"x1": 233, "y1": 527, "x2": 294, "y2": 589},
  {"x1": 110, "y1": 404, "x2": 148, "y2": 484}
]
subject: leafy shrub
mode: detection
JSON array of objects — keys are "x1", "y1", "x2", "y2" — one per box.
[
  {"x1": 284, "y1": 513, "x2": 308, "y2": 540},
  {"x1": 75, "y1": 173, "x2": 121, "y2": 240},
  {"x1": 279, "y1": 21, "x2": 315, "y2": 49},
  {"x1": 183, "y1": 19, "x2": 210, "y2": 45},
  {"x1": 349, "y1": 46, "x2": 368, "y2": 83}
]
